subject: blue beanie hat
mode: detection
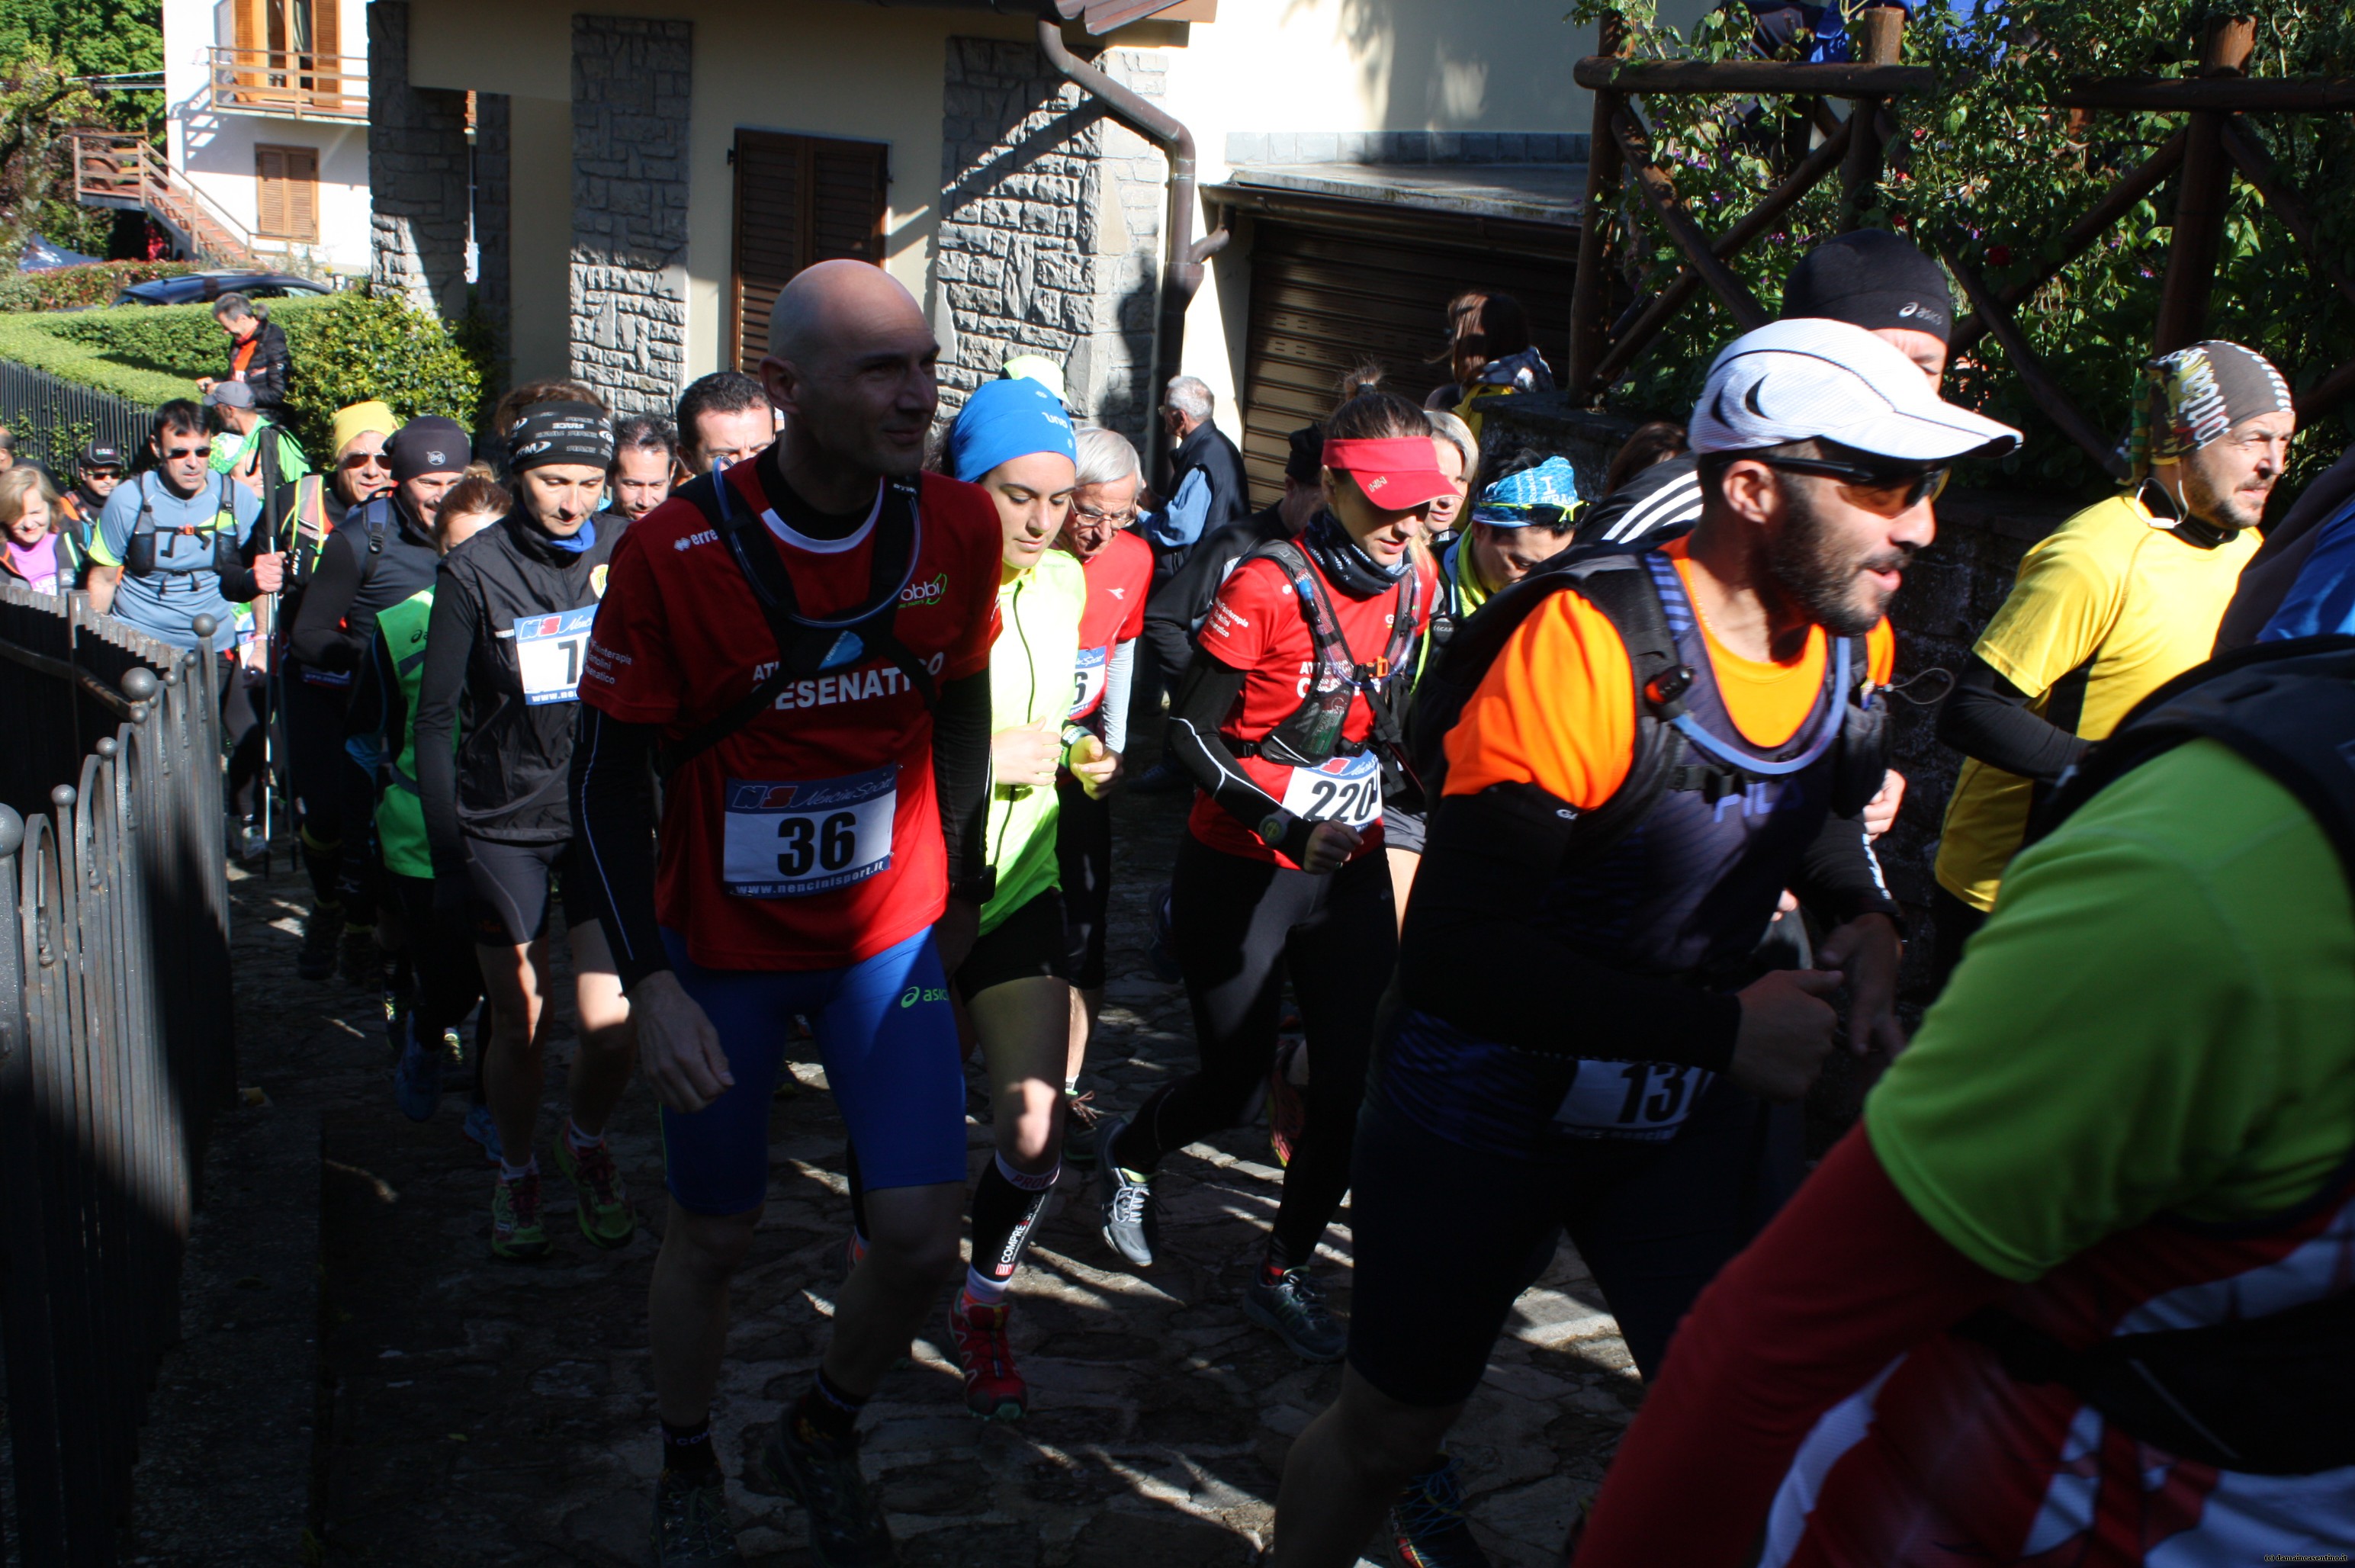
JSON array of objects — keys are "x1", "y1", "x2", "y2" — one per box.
[
  {"x1": 1472, "y1": 455, "x2": 1585, "y2": 527},
  {"x1": 948, "y1": 377, "x2": 1077, "y2": 484}
]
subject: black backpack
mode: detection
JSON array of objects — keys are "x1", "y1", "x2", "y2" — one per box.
[
  {"x1": 1224, "y1": 537, "x2": 1422, "y2": 773},
  {"x1": 1406, "y1": 545, "x2": 1887, "y2": 859},
  {"x1": 1957, "y1": 633, "x2": 2355, "y2": 1476}
]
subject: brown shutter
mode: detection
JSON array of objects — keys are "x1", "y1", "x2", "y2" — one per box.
[
  {"x1": 1239, "y1": 220, "x2": 1573, "y2": 497},
  {"x1": 286, "y1": 146, "x2": 319, "y2": 242},
  {"x1": 255, "y1": 146, "x2": 288, "y2": 236},
  {"x1": 308, "y1": 0, "x2": 341, "y2": 101},
  {"x1": 731, "y1": 130, "x2": 888, "y2": 373}
]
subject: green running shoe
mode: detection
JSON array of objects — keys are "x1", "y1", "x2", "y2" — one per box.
[
  {"x1": 648, "y1": 1467, "x2": 740, "y2": 1565},
  {"x1": 490, "y1": 1168, "x2": 551, "y2": 1260},
  {"x1": 553, "y1": 1121, "x2": 637, "y2": 1249}
]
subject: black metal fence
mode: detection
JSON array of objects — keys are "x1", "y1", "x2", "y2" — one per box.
[
  {"x1": 0, "y1": 583, "x2": 236, "y2": 1566},
  {"x1": 0, "y1": 363, "x2": 159, "y2": 477}
]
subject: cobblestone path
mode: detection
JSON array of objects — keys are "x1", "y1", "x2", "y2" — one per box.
[{"x1": 150, "y1": 779, "x2": 1635, "y2": 1566}]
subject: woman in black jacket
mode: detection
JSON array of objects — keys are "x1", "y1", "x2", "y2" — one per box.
[{"x1": 195, "y1": 291, "x2": 292, "y2": 415}]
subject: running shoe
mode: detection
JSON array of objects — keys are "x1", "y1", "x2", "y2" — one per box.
[
  {"x1": 297, "y1": 903, "x2": 345, "y2": 981},
  {"x1": 648, "y1": 1467, "x2": 740, "y2": 1565},
  {"x1": 1244, "y1": 1265, "x2": 1345, "y2": 1362},
  {"x1": 756, "y1": 1416, "x2": 895, "y2": 1566},
  {"x1": 462, "y1": 1101, "x2": 504, "y2": 1163},
  {"x1": 490, "y1": 1168, "x2": 550, "y2": 1260},
  {"x1": 552, "y1": 1121, "x2": 637, "y2": 1249},
  {"x1": 1096, "y1": 1117, "x2": 1157, "y2": 1268},
  {"x1": 946, "y1": 1293, "x2": 1027, "y2": 1422},
  {"x1": 234, "y1": 817, "x2": 268, "y2": 864},
  {"x1": 340, "y1": 923, "x2": 378, "y2": 987},
  {"x1": 1146, "y1": 887, "x2": 1184, "y2": 982},
  {"x1": 1267, "y1": 1039, "x2": 1306, "y2": 1169},
  {"x1": 391, "y1": 1015, "x2": 439, "y2": 1123},
  {"x1": 1060, "y1": 1090, "x2": 1103, "y2": 1170},
  {"x1": 439, "y1": 1024, "x2": 466, "y2": 1077},
  {"x1": 1390, "y1": 1453, "x2": 1491, "y2": 1568}
]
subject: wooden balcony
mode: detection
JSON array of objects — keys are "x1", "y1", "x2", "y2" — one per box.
[{"x1": 207, "y1": 47, "x2": 366, "y2": 122}]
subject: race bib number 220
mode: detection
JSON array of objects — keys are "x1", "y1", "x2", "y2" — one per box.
[{"x1": 721, "y1": 766, "x2": 898, "y2": 898}]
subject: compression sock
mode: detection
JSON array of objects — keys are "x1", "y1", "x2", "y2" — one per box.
[
  {"x1": 967, "y1": 1153, "x2": 1059, "y2": 1303},
  {"x1": 499, "y1": 1154, "x2": 537, "y2": 1184},
  {"x1": 790, "y1": 1368, "x2": 866, "y2": 1452},
  {"x1": 660, "y1": 1416, "x2": 718, "y2": 1479},
  {"x1": 565, "y1": 1117, "x2": 606, "y2": 1152}
]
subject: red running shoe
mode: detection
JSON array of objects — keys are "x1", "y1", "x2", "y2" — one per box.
[
  {"x1": 1268, "y1": 1038, "x2": 1306, "y2": 1168},
  {"x1": 946, "y1": 1293, "x2": 1027, "y2": 1422}
]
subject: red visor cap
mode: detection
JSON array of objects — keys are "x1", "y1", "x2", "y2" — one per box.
[{"x1": 1322, "y1": 437, "x2": 1459, "y2": 512}]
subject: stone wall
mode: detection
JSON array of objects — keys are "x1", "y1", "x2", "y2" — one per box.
[
  {"x1": 568, "y1": 15, "x2": 692, "y2": 415},
  {"x1": 936, "y1": 37, "x2": 1166, "y2": 445},
  {"x1": 474, "y1": 90, "x2": 512, "y2": 381},
  {"x1": 366, "y1": 0, "x2": 471, "y2": 324}
]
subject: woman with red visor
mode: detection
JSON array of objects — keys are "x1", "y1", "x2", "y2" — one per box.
[{"x1": 1093, "y1": 388, "x2": 1445, "y2": 1361}]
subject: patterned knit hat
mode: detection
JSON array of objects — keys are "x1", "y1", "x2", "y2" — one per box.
[{"x1": 2125, "y1": 341, "x2": 2292, "y2": 480}]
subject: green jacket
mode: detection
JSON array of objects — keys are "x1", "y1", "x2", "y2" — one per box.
[
  {"x1": 371, "y1": 586, "x2": 440, "y2": 879},
  {"x1": 979, "y1": 548, "x2": 1088, "y2": 937}
]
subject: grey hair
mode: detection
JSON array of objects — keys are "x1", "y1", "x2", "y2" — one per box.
[
  {"x1": 1075, "y1": 426, "x2": 1142, "y2": 488},
  {"x1": 1426, "y1": 408, "x2": 1480, "y2": 491},
  {"x1": 1164, "y1": 374, "x2": 1215, "y2": 423}
]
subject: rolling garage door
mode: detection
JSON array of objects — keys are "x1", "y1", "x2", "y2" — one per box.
[{"x1": 1240, "y1": 221, "x2": 1573, "y2": 499}]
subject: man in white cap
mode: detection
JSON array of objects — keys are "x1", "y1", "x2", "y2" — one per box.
[{"x1": 1265, "y1": 319, "x2": 2018, "y2": 1568}]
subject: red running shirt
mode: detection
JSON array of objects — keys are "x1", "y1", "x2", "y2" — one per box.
[
  {"x1": 1068, "y1": 529, "x2": 1152, "y2": 722},
  {"x1": 1185, "y1": 548, "x2": 1435, "y2": 869},
  {"x1": 580, "y1": 464, "x2": 1001, "y2": 972}
]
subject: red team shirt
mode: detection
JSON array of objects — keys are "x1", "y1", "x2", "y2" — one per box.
[
  {"x1": 1068, "y1": 528, "x2": 1152, "y2": 725},
  {"x1": 1185, "y1": 548, "x2": 1437, "y2": 870},
  {"x1": 581, "y1": 461, "x2": 1001, "y2": 972}
]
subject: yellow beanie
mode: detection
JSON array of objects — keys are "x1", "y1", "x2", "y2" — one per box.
[{"x1": 329, "y1": 400, "x2": 398, "y2": 462}]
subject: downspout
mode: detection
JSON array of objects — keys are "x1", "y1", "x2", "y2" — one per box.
[{"x1": 1035, "y1": 11, "x2": 1229, "y2": 479}]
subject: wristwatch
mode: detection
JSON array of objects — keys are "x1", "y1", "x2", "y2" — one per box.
[{"x1": 1258, "y1": 809, "x2": 1294, "y2": 849}]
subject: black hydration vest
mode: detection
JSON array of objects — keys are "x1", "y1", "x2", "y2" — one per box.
[
  {"x1": 121, "y1": 471, "x2": 241, "y2": 580},
  {"x1": 1223, "y1": 537, "x2": 1422, "y2": 775},
  {"x1": 1955, "y1": 633, "x2": 2355, "y2": 1477},
  {"x1": 1408, "y1": 545, "x2": 1888, "y2": 865}
]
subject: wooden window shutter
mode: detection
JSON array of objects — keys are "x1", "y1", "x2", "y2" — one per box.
[
  {"x1": 255, "y1": 145, "x2": 317, "y2": 241},
  {"x1": 731, "y1": 131, "x2": 888, "y2": 374},
  {"x1": 255, "y1": 146, "x2": 288, "y2": 236},
  {"x1": 308, "y1": 0, "x2": 338, "y2": 57},
  {"x1": 233, "y1": 0, "x2": 261, "y2": 51}
]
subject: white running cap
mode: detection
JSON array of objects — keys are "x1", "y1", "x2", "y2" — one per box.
[{"x1": 1689, "y1": 317, "x2": 2020, "y2": 462}]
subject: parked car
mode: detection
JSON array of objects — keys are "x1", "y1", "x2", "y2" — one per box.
[{"x1": 111, "y1": 271, "x2": 333, "y2": 307}]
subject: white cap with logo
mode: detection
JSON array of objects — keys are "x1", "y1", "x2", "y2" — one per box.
[{"x1": 1690, "y1": 318, "x2": 2020, "y2": 463}]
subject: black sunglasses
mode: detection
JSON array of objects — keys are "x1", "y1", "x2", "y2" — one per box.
[
  {"x1": 1755, "y1": 456, "x2": 1950, "y2": 507},
  {"x1": 162, "y1": 445, "x2": 213, "y2": 461}
]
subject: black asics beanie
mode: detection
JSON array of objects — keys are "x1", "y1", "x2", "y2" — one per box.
[
  {"x1": 389, "y1": 417, "x2": 471, "y2": 483},
  {"x1": 1782, "y1": 229, "x2": 1955, "y2": 344}
]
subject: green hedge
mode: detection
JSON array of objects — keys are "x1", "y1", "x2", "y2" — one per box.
[
  {"x1": 0, "y1": 290, "x2": 489, "y2": 457},
  {"x1": 0, "y1": 261, "x2": 198, "y2": 313}
]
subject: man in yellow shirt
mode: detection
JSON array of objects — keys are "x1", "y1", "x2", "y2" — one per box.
[{"x1": 1929, "y1": 340, "x2": 2294, "y2": 987}]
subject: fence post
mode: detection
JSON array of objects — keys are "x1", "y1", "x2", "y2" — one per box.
[
  {"x1": 2154, "y1": 12, "x2": 2256, "y2": 352},
  {"x1": 1569, "y1": 9, "x2": 1629, "y2": 400},
  {"x1": 1839, "y1": 7, "x2": 1906, "y2": 227}
]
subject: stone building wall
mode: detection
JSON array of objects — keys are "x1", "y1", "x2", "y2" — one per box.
[
  {"x1": 366, "y1": 0, "x2": 472, "y2": 324},
  {"x1": 568, "y1": 16, "x2": 693, "y2": 415},
  {"x1": 474, "y1": 91, "x2": 512, "y2": 380},
  {"x1": 936, "y1": 38, "x2": 1167, "y2": 445}
]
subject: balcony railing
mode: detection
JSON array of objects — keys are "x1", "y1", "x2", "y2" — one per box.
[{"x1": 206, "y1": 45, "x2": 366, "y2": 122}]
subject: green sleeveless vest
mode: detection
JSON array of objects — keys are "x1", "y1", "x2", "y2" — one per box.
[{"x1": 376, "y1": 586, "x2": 438, "y2": 879}]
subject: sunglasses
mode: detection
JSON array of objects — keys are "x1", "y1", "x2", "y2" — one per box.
[
  {"x1": 342, "y1": 452, "x2": 391, "y2": 471},
  {"x1": 1756, "y1": 456, "x2": 1950, "y2": 507},
  {"x1": 162, "y1": 445, "x2": 213, "y2": 461},
  {"x1": 1476, "y1": 502, "x2": 1582, "y2": 526}
]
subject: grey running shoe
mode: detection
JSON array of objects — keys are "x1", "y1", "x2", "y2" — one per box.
[
  {"x1": 757, "y1": 1417, "x2": 896, "y2": 1566},
  {"x1": 1095, "y1": 1116, "x2": 1156, "y2": 1268},
  {"x1": 649, "y1": 1468, "x2": 740, "y2": 1565},
  {"x1": 1245, "y1": 1266, "x2": 1345, "y2": 1362}
]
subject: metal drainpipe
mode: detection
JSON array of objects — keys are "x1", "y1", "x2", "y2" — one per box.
[{"x1": 1035, "y1": 11, "x2": 1229, "y2": 479}]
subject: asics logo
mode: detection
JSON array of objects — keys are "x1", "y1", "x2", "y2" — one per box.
[
  {"x1": 898, "y1": 984, "x2": 949, "y2": 1008},
  {"x1": 900, "y1": 573, "x2": 947, "y2": 607}
]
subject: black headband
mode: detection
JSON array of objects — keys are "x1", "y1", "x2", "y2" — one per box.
[{"x1": 509, "y1": 403, "x2": 616, "y2": 473}]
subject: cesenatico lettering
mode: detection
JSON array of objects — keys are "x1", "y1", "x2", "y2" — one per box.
[{"x1": 757, "y1": 654, "x2": 946, "y2": 713}]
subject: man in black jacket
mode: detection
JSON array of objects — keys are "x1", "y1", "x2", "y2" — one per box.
[
  {"x1": 195, "y1": 292, "x2": 292, "y2": 416},
  {"x1": 1132, "y1": 375, "x2": 1252, "y2": 723}
]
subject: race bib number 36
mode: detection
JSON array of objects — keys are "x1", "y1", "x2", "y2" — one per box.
[
  {"x1": 1280, "y1": 750, "x2": 1382, "y2": 829},
  {"x1": 1550, "y1": 1059, "x2": 1715, "y2": 1142},
  {"x1": 722, "y1": 766, "x2": 898, "y2": 898},
  {"x1": 516, "y1": 606, "x2": 598, "y2": 705}
]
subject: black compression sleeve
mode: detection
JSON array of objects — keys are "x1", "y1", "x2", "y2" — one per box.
[
  {"x1": 413, "y1": 570, "x2": 477, "y2": 877},
  {"x1": 1790, "y1": 811, "x2": 1904, "y2": 932},
  {"x1": 570, "y1": 707, "x2": 670, "y2": 990},
  {"x1": 1163, "y1": 654, "x2": 1312, "y2": 862},
  {"x1": 1936, "y1": 652, "x2": 2088, "y2": 782},
  {"x1": 930, "y1": 670, "x2": 992, "y2": 900},
  {"x1": 1399, "y1": 784, "x2": 1742, "y2": 1071},
  {"x1": 289, "y1": 525, "x2": 367, "y2": 671}
]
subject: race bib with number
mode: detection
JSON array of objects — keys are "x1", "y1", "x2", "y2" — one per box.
[
  {"x1": 1550, "y1": 1059, "x2": 1716, "y2": 1142},
  {"x1": 721, "y1": 766, "x2": 898, "y2": 898},
  {"x1": 515, "y1": 605, "x2": 598, "y2": 705},
  {"x1": 1279, "y1": 749, "x2": 1383, "y2": 829},
  {"x1": 1068, "y1": 643, "x2": 1110, "y2": 720}
]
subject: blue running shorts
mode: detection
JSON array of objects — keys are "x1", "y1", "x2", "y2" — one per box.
[{"x1": 657, "y1": 926, "x2": 969, "y2": 1216}]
